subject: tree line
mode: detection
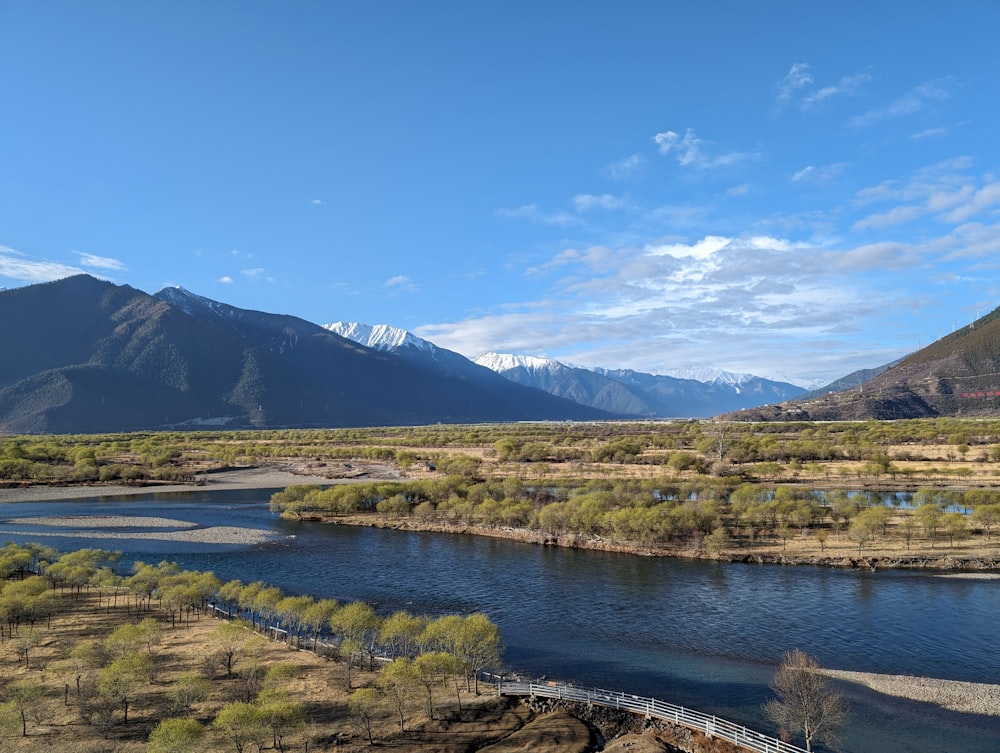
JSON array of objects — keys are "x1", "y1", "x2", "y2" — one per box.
[
  {"x1": 271, "y1": 476, "x2": 1000, "y2": 556},
  {"x1": 0, "y1": 542, "x2": 503, "y2": 751}
]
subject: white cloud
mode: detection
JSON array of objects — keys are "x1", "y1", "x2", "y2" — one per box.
[
  {"x1": 495, "y1": 204, "x2": 582, "y2": 227},
  {"x1": 604, "y1": 153, "x2": 645, "y2": 179},
  {"x1": 801, "y1": 73, "x2": 872, "y2": 108},
  {"x1": 775, "y1": 63, "x2": 813, "y2": 111},
  {"x1": 418, "y1": 222, "x2": 976, "y2": 384},
  {"x1": 848, "y1": 77, "x2": 955, "y2": 128},
  {"x1": 912, "y1": 126, "x2": 950, "y2": 140},
  {"x1": 219, "y1": 275, "x2": 234, "y2": 284},
  {"x1": 0, "y1": 246, "x2": 85, "y2": 283},
  {"x1": 940, "y1": 181, "x2": 1000, "y2": 223},
  {"x1": 652, "y1": 128, "x2": 758, "y2": 169},
  {"x1": 573, "y1": 193, "x2": 626, "y2": 212},
  {"x1": 725, "y1": 184, "x2": 750, "y2": 197},
  {"x1": 852, "y1": 205, "x2": 924, "y2": 231},
  {"x1": 791, "y1": 162, "x2": 848, "y2": 183},
  {"x1": 239, "y1": 268, "x2": 275, "y2": 283},
  {"x1": 646, "y1": 235, "x2": 732, "y2": 260},
  {"x1": 77, "y1": 252, "x2": 126, "y2": 271},
  {"x1": 384, "y1": 275, "x2": 418, "y2": 292},
  {"x1": 310, "y1": 198, "x2": 325, "y2": 206}
]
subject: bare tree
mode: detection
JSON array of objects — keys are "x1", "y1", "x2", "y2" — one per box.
[{"x1": 764, "y1": 649, "x2": 847, "y2": 752}]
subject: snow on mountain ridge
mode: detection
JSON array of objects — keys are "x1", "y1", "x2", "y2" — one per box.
[
  {"x1": 157, "y1": 285, "x2": 217, "y2": 315},
  {"x1": 663, "y1": 366, "x2": 755, "y2": 386},
  {"x1": 324, "y1": 322, "x2": 433, "y2": 352},
  {"x1": 473, "y1": 352, "x2": 565, "y2": 374}
]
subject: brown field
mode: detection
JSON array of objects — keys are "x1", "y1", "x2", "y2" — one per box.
[{"x1": 0, "y1": 590, "x2": 557, "y2": 753}]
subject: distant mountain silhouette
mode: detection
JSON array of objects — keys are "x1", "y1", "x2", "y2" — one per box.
[
  {"x1": 727, "y1": 307, "x2": 1000, "y2": 421},
  {"x1": 0, "y1": 276, "x2": 609, "y2": 433}
]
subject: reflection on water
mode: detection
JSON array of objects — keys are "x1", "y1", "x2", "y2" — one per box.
[{"x1": 1, "y1": 488, "x2": 998, "y2": 753}]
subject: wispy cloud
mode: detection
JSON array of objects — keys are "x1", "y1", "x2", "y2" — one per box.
[
  {"x1": 421, "y1": 232, "x2": 914, "y2": 383},
  {"x1": 219, "y1": 275, "x2": 234, "y2": 284},
  {"x1": 604, "y1": 153, "x2": 645, "y2": 179},
  {"x1": 848, "y1": 77, "x2": 955, "y2": 128},
  {"x1": 573, "y1": 193, "x2": 626, "y2": 212},
  {"x1": 801, "y1": 73, "x2": 872, "y2": 108},
  {"x1": 77, "y1": 252, "x2": 126, "y2": 271},
  {"x1": 852, "y1": 159, "x2": 998, "y2": 228},
  {"x1": 0, "y1": 246, "x2": 85, "y2": 283},
  {"x1": 652, "y1": 129, "x2": 758, "y2": 169},
  {"x1": 384, "y1": 274, "x2": 418, "y2": 292},
  {"x1": 240, "y1": 267, "x2": 275, "y2": 282},
  {"x1": 791, "y1": 162, "x2": 849, "y2": 183},
  {"x1": 495, "y1": 204, "x2": 582, "y2": 227},
  {"x1": 774, "y1": 63, "x2": 813, "y2": 111},
  {"x1": 911, "y1": 126, "x2": 950, "y2": 140}
]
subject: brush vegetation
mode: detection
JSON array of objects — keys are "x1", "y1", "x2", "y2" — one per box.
[{"x1": 0, "y1": 542, "x2": 509, "y2": 752}]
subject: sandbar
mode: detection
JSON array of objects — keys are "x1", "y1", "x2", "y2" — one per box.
[
  {"x1": 822, "y1": 669, "x2": 1000, "y2": 716},
  {"x1": 0, "y1": 465, "x2": 337, "y2": 504},
  {"x1": 0, "y1": 466, "x2": 334, "y2": 545}
]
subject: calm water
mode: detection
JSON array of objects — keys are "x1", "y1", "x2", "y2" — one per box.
[{"x1": 1, "y1": 488, "x2": 998, "y2": 753}]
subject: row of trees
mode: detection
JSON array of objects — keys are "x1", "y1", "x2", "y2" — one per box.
[
  {"x1": 9, "y1": 416, "x2": 1000, "y2": 484},
  {"x1": 271, "y1": 475, "x2": 998, "y2": 555},
  {"x1": 0, "y1": 542, "x2": 504, "y2": 751}
]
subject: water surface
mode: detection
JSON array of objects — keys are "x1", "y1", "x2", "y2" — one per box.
[{"x1": 1, "y1": 488, "x2": 997, "y2": 753}]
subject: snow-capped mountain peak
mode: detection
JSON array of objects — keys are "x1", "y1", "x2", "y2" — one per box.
[
  {"x1": 473, "y1": 352, "x2": 566, "y2": 374},
  {"x1": 663, "y1": 367, "x2": 755, "y2": 386},
  {"x1": 156, "y1": 285, "x2": 222, "y2": 316},
  {"x1": 324, "y1": 322, "x2": 433, "y2": 352}
]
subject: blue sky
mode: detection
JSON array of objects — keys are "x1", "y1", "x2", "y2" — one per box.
[{"x1": 3, "y1": 2, "x2": 999, "y2": 386}]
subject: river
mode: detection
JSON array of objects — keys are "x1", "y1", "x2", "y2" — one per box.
[{"x1": 1, "y1": 488, "x2": 997, "y2": 753}]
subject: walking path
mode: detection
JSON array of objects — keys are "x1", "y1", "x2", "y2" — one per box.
[{"x1": 496, "y1": 680, "x2": 807, "y2": 753}]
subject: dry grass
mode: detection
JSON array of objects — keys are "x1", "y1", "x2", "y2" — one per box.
[{"x1": 0, "y1": 591, "x2": 529, "y2": 753}]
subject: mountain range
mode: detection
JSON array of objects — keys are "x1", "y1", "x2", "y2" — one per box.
[
  {"x1": 0, "y1": 276, "x2": 607, "y2": 433},
  {"x1": 324, "y1": 325, "x2": 806, "y2": 418},
  {"x1": 6, "y1": 274, "x2": 998, "y2": 433}
]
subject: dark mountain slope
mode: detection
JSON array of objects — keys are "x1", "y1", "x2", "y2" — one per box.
[
  {"x1": 728, "y1": 307, "x2": 1000, "y2": 421},
  {"x1": 0, "y1": 276, "x2": 608, "y2": 433}
]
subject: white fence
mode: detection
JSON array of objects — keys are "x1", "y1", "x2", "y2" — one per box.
[{"x1": 496, "y1": 681, "x2": 807, "y2": 753}]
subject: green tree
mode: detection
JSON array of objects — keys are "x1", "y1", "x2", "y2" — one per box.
[
  {"x1": 209, "y1": 620, "x2": 253, "y2": 677},
  {"x1": 348, "y1": 687, "x2": 381, "y2": 745},
  {"x1": 147, "y1": 717, "x2": 205, "y2": 753},
  {"x1": 212, "y1": 702, "x2": 268, "y2": 753},
  {"x1": 3, "y1": 678, "x2": 43, "y2": 736},
  {"x1": 972, "y1": 504, "x2": 1000, "y2": 539},
  {"x1": 412, "y1": 651, "x2": 452, "y2": 720},
  {"x1": 330, "y1": 601, "x2": 381, "y2": 670},
  {"x1": 256, "y1": 691, "x2": 305, "y2": 753},
  {"x1": 168, "y1": 672, "x2": 211, "y2": 716},
  {"x1": 377, "y1": 657, "x2": 418, "y2": 731},
  {"x1": 97, "y1": 652, "x2": 154, "y2": 724},
  {"x1": 916, "y1": 504, "x2": 944, "y2": 547}
]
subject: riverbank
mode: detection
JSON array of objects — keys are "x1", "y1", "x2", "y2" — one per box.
[
  {"x1": 0, "y1": 469, "x2": 1000, "y2": 728},
  {"x1": 293, "y1": 512, "x2": 1000, "y2": 571},
  {"x1": 0, "y1": 464, "x2": 339, "y2": 503},
  {"x1": 0, "y1": 466, "x2": 338, "y2": 545}
]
